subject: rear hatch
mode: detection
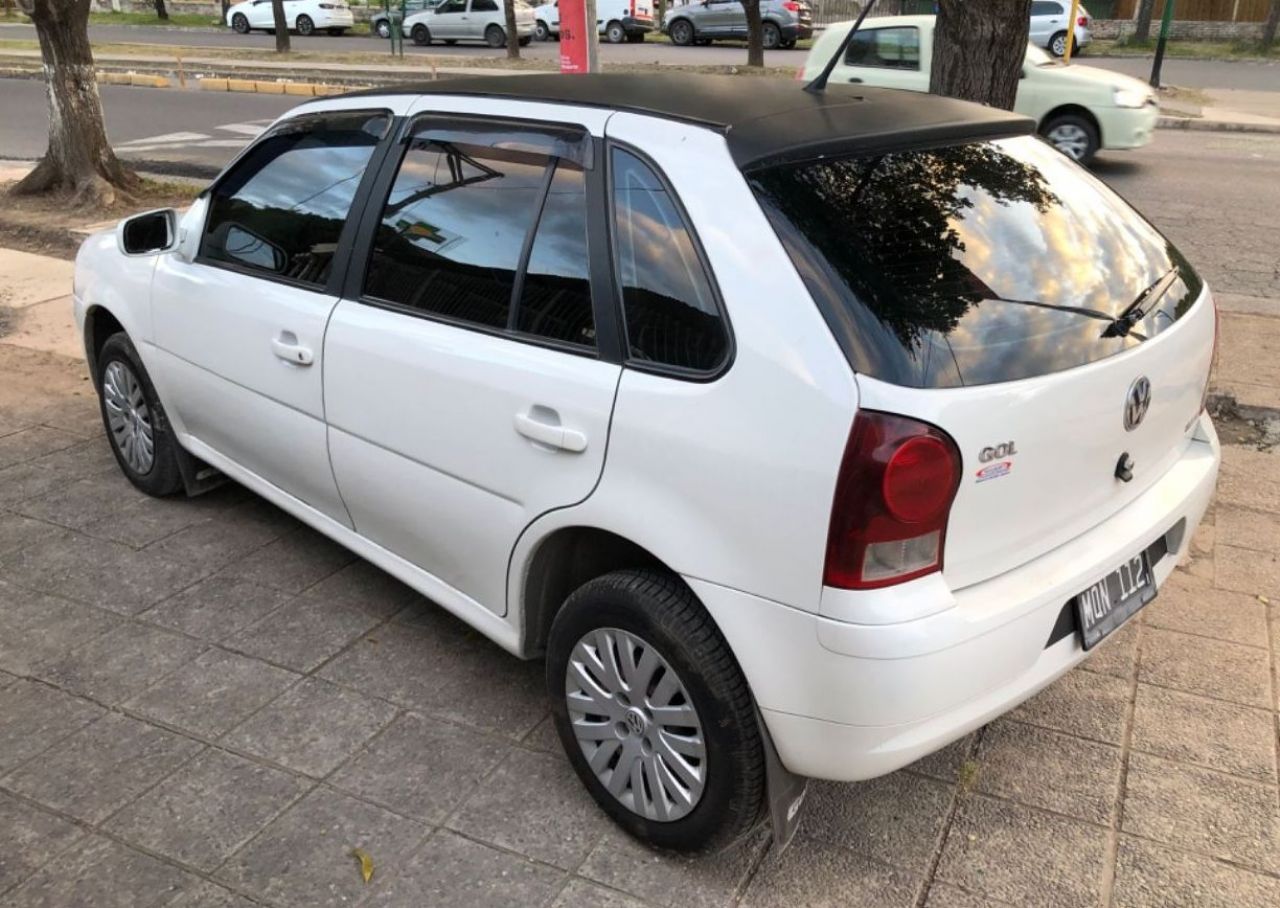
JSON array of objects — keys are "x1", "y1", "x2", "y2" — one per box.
[{"x1": 749, "y1": 135, "x2": 1214, "y2": 590}]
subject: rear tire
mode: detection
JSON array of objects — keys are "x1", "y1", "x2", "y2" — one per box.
[
  {"x1": 1049, "y1": 30, "x2": 1068, "y2": 57},
  {"x1": 486, "y1": 24, "x2": 506, "y2": 47},
  {"x1": 1041, "y1": 111, "x2": 1100, "y2": 163},
  {"x1": 231, "y1": 13, "x2": 249, "y2": 34},
  {"x1": 547, "y1": 569, "x2": 765, "y2": 853},
  {"x1": 376, "y1": 19, "x2": 391, "y2": 38},
  {"x1": 96, "y1": 333, "x2": 184, "y2": 498},
  {"x1": 762, "y1": 21, "x2": 781, "y2": 49},
  {"x1": 669, "y1": 18, "x2": 693, "y2": 46},
  {"x1": 535, "y1": 20, "x2": 550, "y2": 40},
  {"x1": 606, "y1": 20, "x2": 626, "y2": 43},
  {"x1": 411, "y1": 23, "x2": 431, "y2": 45},
  {"x1": 296, "y1": 14, "x2": 315, "y2": 36}
]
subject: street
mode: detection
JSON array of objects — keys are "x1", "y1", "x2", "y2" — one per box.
[{"x1": 1, "y1": 20, "x2": 1279, "y2": 87}]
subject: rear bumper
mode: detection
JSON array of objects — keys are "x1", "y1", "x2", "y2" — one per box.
[
  {"x1": 690, "y1": 414, "x2": 1218, "y2": 781},
  {"x1": 315, "y1": 11, "x2": 355, "y2": 28},
  {"x1": 1098, "y1": 102, "x2": 1160, "y2": 150},
  {"x1": 781, "y1": 22, "x2": 813, "y2": 40},
  {"x1": 622, "y1": 17, "x2": 654, "y2": 35}
]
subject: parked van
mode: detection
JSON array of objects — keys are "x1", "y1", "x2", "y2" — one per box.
[{"x1": 533, "y1": 0, "x2": 654, "y2": 43}]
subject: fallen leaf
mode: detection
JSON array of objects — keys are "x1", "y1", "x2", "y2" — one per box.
[
  {"x1": 1259, "y1": 595, "x2": 1270, "y2": 605},
  {"x1": 351, "y1": 847, "x2": 374, "y2": 884}
]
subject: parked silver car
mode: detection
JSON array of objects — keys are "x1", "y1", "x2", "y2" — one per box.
[
  {"x1": 370, "y1": 0, "x2": 442, "y2": 39},
  {"x1": 405, "y1": 0, "x2": 535, "y2": 46},
  {"x1": 1029, "y1": 0, "x2": 1092, "y2": 57},
  {"x1": 663, "y1": 0, "x2": 812, "y2": 49}
]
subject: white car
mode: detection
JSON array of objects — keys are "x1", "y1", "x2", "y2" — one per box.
[
  {"x1": 226, "y1": 0, "x2": 354, "y2": 36},
  {"x1": 74, "y1": 74, "x2": 1217, "y2": 852},
  {"x1": 803, "y1": 15, "x2": 1159, "y2": 162},
  {"x1": 533, "y1": 0, "x2": 654, "y2": 43},
  {"x1": 1031, "y1": 0, "x2": 1092, "y2": 57},
  {"x1": 405, "y1": 0, "x2": 535, "y2": 47}
]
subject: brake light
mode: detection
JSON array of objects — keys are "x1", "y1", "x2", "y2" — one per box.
[
  {"x1": 783, "y1": 1, "x2": 800, "y2": 9},
  {"x1": 1077, "y1": 15, "x2": 1088, "y2": 25},
  {"x1": 824, "y1": 411, "x2": 962, "y2": 590}
]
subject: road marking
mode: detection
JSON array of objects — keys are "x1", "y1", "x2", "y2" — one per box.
[
  {"x1": 217, "y1": 123, "x2": 269, "y2": 137},
  {"x1": 113, "y1": 120, "x2": 273, "y2": 155},
  {"x1": 116, "y1": 131, "x2": 209, "y2": 147}
]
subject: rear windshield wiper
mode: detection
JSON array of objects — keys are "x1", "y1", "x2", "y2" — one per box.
[
  {"x1": 978, "y1": 295, "x2": 1122, "y2": 325},
  {"x1": 1102, "y1": 268, "x2": 1179, "y2": 338}
]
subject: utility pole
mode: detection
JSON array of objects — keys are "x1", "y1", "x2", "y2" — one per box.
[
  {"x1": 1063, "y1": 0, "x2": 1081, "y2": 61},
  {"x1": 1149, "y1": 0, "x2": 1175, "y2": 88}
]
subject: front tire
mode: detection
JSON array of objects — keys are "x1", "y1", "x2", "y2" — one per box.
[
  {"x1": 1049, "y1": 30, "x2": 1068, "y2": 57},
  {"x1": 231, "y1": 13, "x2": 249, "y2": 34},
  {"x1": 96, "y1": 333, "x2": 183, "y2": 498},
  {"x1": 296, "y1": 14, "x2": 315, "y2": 36},
  {"x1": 535, "y1": 20, "x2": 550, "y2": 40},
  {"x1": 376, "y1": 19, "x2": 391, "y2": 38},
  {"x1": 606, "y1": 20, "x2": 626, "y2": 43},
  {"x1": 411, "y1": 23, "x2": 431, "y2": 45},
  {"x1": 1041, "y1": 112, "x2": 1100, "y2": 163},
  {"x1": 669, "y1": 18, "x2": 693, "y2": 46},
  {"x1": 547, "y1": 570, "x2": 765, "y2": 853}
]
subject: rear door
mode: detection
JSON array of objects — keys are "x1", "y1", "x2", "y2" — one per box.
[
  {"x1": 323, "y1": 103, "x2": 621, "y2": 616},
  {"x1": 838, "y1": 25, "x2": 927, "y2": 91},
  {"x1": 749, "y1": 134, "x2": 1215, "y2": 591},
  {"x1": 467, "y1": 0, "x2": 499, "y2": 37}
]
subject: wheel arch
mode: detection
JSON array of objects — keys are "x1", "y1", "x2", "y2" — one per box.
[
  {"x1": 1040, "y1": 103, "x2": 1104, "y2": 147},
  {"x1": 667, "y1": 15, "x2": 695, "y2": 35},
  {"x1": 84, "y1": 304, "x2": 127, "y2": 389}
]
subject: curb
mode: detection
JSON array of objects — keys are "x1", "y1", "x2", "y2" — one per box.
[{"x1": 1156, "y1": 115, "x2": 1280, "y2": 134}]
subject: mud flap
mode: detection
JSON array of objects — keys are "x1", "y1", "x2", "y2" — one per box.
[
  {"x1": 756, "y1": 708, "x2": 808, "y2": 853},
  {"x1": 174, "y1": 444, "x2": 227, "y2": 497}
]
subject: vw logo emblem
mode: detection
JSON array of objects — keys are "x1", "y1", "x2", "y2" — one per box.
[{"x1": 1124, "y1": 376, "x2": 1152, "y2": 431}]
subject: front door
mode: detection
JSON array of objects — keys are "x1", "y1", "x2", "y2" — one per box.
[
  {"x1": 149, "y1": 109, "x2": 395, "y2": 524},
  {"x1": 431, "y1": 0, "x2": 467, "y2": 38},
  {"x1": 247, "y1": 0, "x2": 275, "y2": 27},
  {"x1": 323, "y1": 110, "x2": 621, "y2": 615}
]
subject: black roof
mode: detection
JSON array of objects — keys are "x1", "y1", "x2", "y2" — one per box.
[{"x1": 339, "y1": 73, "x2": 1034, "y2": 170}]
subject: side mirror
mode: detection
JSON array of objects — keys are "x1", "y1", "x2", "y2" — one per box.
[{"x1": 118, "y1": 208, "x2": 178, "y2": 256}]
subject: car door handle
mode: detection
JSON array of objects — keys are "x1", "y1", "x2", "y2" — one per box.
[
  {"x1": 514, "y1": 411, "x2": 587, "y2": 453},
  {"x1": 848, "y1": 77, "x2": 863, "y2": 83},
  {"x1": 271, "y1": 333, "x2": 314, "y2": 366}
]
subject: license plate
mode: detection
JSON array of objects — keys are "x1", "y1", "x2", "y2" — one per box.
[{"x1": 1074, "y1": 553, "x2": 1155, "y2": 650}]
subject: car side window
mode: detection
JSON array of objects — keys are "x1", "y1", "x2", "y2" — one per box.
[
  {"x1": 471, "y1": 0, "x2": 498, "y2": 10},
  {"x1": 200, "y1": 111, "x2": 389, "y2": 288},
  {"x1": 363, "y1": 124, "x2": 596, "y2": 351},
  {"x1": 439, "y1": 0, "x2": 465, "y2": 12},
  {"x1": 610, "y1": 147, "x2": 726, "y2": 373},
  {"x1": 844, "y1": 26, "x2": 920, "y2": 70}
]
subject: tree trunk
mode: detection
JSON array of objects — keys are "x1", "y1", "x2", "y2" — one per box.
[
  {"x1": 1133, "y1": 0, "x2": 1155, "y2": 42},
  {"x1": 12, "y1": 0, "x2": 137, "y2": 207},
  {"x1": 271, "y1": 0, "x2": 290, "y2": 52},
  {"x1": 744, "y1": 0, "x2": 764, "y2": 67},
  {"x1": 154, "y1": 0, "x2": 168, "y2": 20},
  {"x1": 929, "y1": 0, "x2": 1031, "y2": 111},
  {"x1": 1263, "y1": 0, "x2": 1278, "y2": 50},
  {"x1": 504, "y1": 0, "x2": 520, "y2": 58}
]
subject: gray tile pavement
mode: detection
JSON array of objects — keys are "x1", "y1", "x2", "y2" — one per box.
[{"x1": 0, "y1": 352, "x2": 1278, "y2": 907}]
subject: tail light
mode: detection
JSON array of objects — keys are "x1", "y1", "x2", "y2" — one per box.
[
  {"x1": 783, "y1": 1, "x2": 801, "y2": 9},
  {"x1": 1077, "y1": 15, "x2": 1089, "y2": 25},
  {"x1": 824, "y1": 411, "x2": 962, "y2": 590}
]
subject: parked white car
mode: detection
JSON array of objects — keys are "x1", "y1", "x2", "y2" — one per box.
[
  {"x1": 225, "y1": 0, "x2": 354, "y2": 36},
  {"x1": 533, "y1": 0, "x2": 654, "y2": 43},
  {"x1": 405, "y1": 0, "x2": 535, "y2": 47},
  {"x1": 75, "y1": 73, "x2": 1217, "y2": 851},
  {"x1": 803, "y1": 15, "x2": 1158, "y2": 162},
  {"x1": 1031, "y1": 0, "x2": 1092, "y2": 57}
]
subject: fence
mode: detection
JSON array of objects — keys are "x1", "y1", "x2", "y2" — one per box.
[{"x1": 1107, "y1": 0, "x2": 1272, "y2": 20}]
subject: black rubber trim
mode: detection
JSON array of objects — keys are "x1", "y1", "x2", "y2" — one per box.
[{"x1": 1044, "y1": 527, "x2": 1174, "y2": 649}]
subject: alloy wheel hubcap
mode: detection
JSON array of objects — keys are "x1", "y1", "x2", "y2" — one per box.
[
  {"x1": 566, "y1": 628, "x2": 706, "y2": 822},
  {"x1": 1047, "y1": 123, "x2": 1089, "y2": 160},
  {"x1": 103, "y1": 361, "x2": 155, "y2": 475}
]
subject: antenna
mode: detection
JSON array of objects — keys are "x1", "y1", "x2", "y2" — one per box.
[{"x1": 804, "y1": 0, "x2": 880, "y2": 94}]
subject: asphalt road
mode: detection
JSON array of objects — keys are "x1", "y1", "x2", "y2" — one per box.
[{"x1": 1, "y1": 21, "x2": 1279, "y2": 88}]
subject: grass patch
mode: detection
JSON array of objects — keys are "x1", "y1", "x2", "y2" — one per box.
[
  {"x1": 89, "y1": 11, "x2": 223, "y2": 28},
  {"x1": 1092, "y1": 36, "x2": 1280, "y2": 62}
]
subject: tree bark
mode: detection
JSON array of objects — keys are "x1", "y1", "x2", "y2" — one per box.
[
  {"x1": 1133, "y1": 0, "x2": 1155, "y2": 42},
  {"x1": 154, "y1": 0, "x2": 168, "y2": 20},
  {"x1": 271, "y1": 0, "x2": 290, "y2": 52},
  {"x1": 1263, "y1": 0, "x2": 1278, "y2": 50},
  {"x1": 11, "y1": 0, "x2": 138, "y2": 207},
  {"x1": 504, "y1": 0, "x2": 520, "y2": 58},
  {"x1": 744, "y1": 0, "x2": 764, "y2": 67},
  {"x1": 929, "y1": 0, "x2": 1032, "y2": 111}
]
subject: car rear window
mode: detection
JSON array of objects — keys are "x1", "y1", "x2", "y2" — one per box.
[{"x1": 749, "y1": 136, "x2": 1202, "y2": 389}]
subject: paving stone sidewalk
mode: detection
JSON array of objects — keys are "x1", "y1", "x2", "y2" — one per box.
[{"x1": 0, "y1": 316, "x2": 1278, "y2": 905}]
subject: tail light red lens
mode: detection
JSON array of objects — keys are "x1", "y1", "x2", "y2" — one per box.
[
  {"x1": 783, "y1": 1, "x2": 800, "y2": 10},
  {"x1": 1078, "y1": 15, "x2": 1089, "y2": 25},
  {"x1": 824, "y1": 411, "x2": 962, "y2": 590}
]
